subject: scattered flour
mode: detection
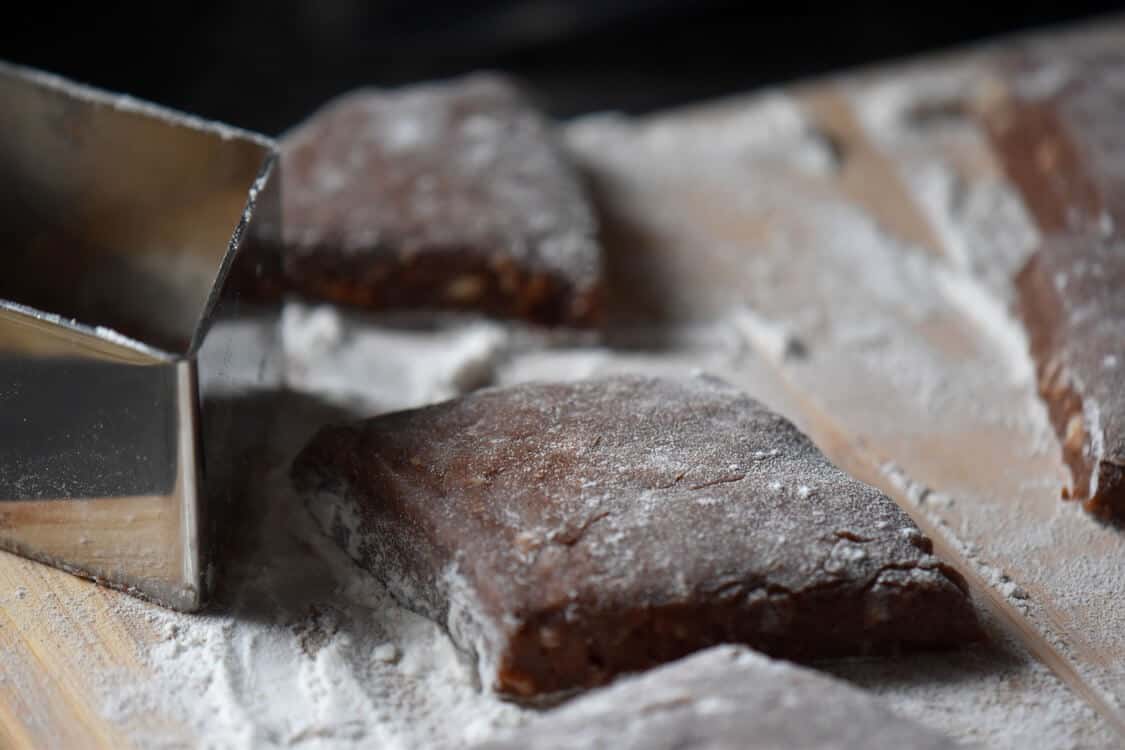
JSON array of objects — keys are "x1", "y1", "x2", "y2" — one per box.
[
  {"x1": 282, "y1": 303, "x2": 509, "y2": 413},
  {"x1": 731, "y1": 308, "x2": 808, "y2": 364},
  {"x1": 883, "y1": 462, "x2": 1030, "y2": 614},
  {"x1": 825, "y1": 606, "x2": 1110, "y2": 750},
  {"x1": 571, "y1": 93, "x2": 841, "y2": 177},
  {"x1": 96, "y1": 318, "x2": 529, "y2": 750}
]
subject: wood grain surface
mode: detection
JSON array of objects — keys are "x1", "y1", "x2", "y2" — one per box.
[{"x1": 3, "y1": 16, "x2": 1124, "y2": 748}]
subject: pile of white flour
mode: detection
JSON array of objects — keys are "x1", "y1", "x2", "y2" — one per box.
[{"x1": 102, "y1": 308, "x2": 531, "y2": 750}]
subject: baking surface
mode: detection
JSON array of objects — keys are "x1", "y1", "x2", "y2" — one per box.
[{"x1": 3, "y1": 18, "x2": 1125, "y2": 749}]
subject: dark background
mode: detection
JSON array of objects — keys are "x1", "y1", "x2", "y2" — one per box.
[{"x1": 5, "y1": 1, "x2": 1125, "y2": 135}]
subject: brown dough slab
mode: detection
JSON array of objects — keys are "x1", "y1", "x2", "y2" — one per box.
[
  {"x1": 292, "y1": 374, "x2": 981, "y2": 699},
  {"x1": 984, "y1": 43, "x2": 1125, "y2": 517},
  {"x1": 280, "y1": 74, "x2": 603, "y2": 327},
  {"x1": 471, "y1": 645, "x2": 959, "y2": 749},
  {"x1": 1015, "y1": 241, "x2": 1125, "y2": 518}
]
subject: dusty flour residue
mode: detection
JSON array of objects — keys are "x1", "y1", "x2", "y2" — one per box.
[
  {"x1": 721, "y1": 196, "x2": 1124, "y2": 745},
  {"x1": 825, "y1": 606, "x2": 1109, "y2": 750},
  {"x1": 850, "y1": 64, "x2": 1040, "y2": 299},
  {"x1": 96, "y1": 315, "x2": 533, "y2": 750},
  {"x1": 933, "y1": 269, "x2": 1035, "y2": 387},
  {"x1": 729, "y1": 309, "x2": 808, "y2": 366},
  {"x1": 882, "y1": 462, "x2": 1031, "y2": 614},
  {"x1": 573, "y1": 92, "x2": 841, "y2": 177},
  {"x1": 282, "y1": 303, "x2": 510, "y2": 413}
]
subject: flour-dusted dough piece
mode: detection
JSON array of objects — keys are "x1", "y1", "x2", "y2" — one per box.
[
  {"x1": 471, "y1": 644, "x2": 959, "y2": 749},
  {"x1": 280, "y1": 73, "x2": 603, "y2": 327},
  {"x1": 985, "y1": 43, "x2": 1125, "y2": 517},
  {"x1": 1017, "y1": 239, "x2": 1125, "y2": 518},
  {"x1": 292, "y1": 375, "x2": 981, "y2": 699}
]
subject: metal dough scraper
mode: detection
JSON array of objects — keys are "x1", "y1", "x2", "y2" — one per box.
[{"x1": 0, "y1": 62, "x2": 281, "y2": 611}]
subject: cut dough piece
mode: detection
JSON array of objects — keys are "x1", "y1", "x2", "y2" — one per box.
[
  {"x1": 292, "y1": 375, "x2": 981, "y2": 699},
  {"x1": 280, "y1": 73, "x2": 603, "y2": 327},
  {"x1": 985, "y1": 47, "x2": 1125, "y2": 517},
  {"x1": 1016, "y1": 239, "x2": 1125, "y2": 518},
  {"x1": 471, "y1": 644, "x2": 959, "y2": 749}
]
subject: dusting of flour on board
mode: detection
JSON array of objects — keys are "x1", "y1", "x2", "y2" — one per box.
[
  {"x1": 38, "y1": 64, "x2": 1125, "y2": 748},
  {"x1": 96, "y1": 314, "x2": 532, "y2": 750}
]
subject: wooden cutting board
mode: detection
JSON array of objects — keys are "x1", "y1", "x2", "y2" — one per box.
[{"x1": 3, "y1": 16, "x2": 1124, "y2": 748}]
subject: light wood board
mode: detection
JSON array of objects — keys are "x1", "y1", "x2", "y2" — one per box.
[{"x1": 3, "y1": 17, "x2": 1125, "y2": 748}]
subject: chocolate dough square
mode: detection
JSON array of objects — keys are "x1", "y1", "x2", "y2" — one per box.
[
  {"x1": 292, "y1": 375, "x2": 981, "y2": 699},
  {"x1": 280, "y1": 74, "x2": 603, "y2": 327},
  {"x1": 985, "y1": 45, "x2": 1125, "y2": 517}
]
